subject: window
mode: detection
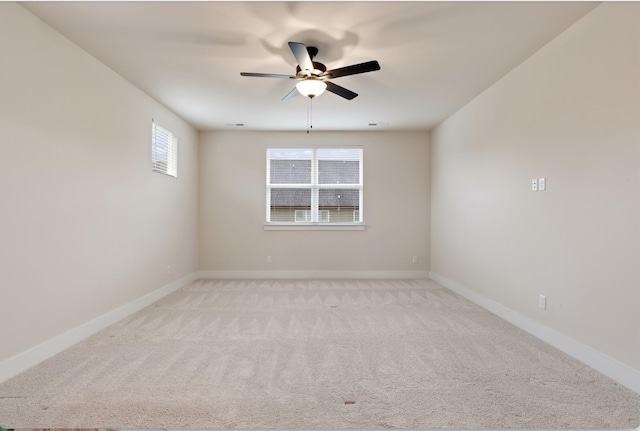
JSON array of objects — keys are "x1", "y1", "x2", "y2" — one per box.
[
  {"x1": 151, "y1": 121, "x2": 178, "y2": 177},
  {"x1": 294, "y1": 210, "x2": 330, "y2": 222},
  {"x1": 267, "y1": 147, "x2": 363, "y2": 225}
]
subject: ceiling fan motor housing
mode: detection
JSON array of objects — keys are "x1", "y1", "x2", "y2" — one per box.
[{"x1": 296, "y1": 61, "x2": 327, "y2": 77}]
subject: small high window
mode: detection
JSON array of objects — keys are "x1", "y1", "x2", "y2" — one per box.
[{"x1": 151, "y1": 121, "x2": 177, "y2": 177}]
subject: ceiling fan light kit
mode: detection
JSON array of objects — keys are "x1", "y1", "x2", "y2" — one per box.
[
  {"x1": 240, "y1": 41, "x2": 380, "y2": 101},
  {"x1": 296, "y1": 79, "x2": 327, "y2": 98}
]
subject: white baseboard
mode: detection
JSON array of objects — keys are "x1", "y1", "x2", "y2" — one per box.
[
  {"x1": 197, "y1": 270, "x2": 431, "y2": 280},
  {"x1": 0, "y1": 272, "x2": 199, "y2": 384},
  {"x1": 429, "y1": 271, "x2": 640, "y2": 395}
]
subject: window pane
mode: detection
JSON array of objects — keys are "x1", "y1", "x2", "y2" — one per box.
[
  {"x1": 270, "y1": 159, "x2": 312, "y2": 184},
  {"x1": 318, "y1": 160, "x2": 360, "y2": 184},
  {"x1": 318, "y1": 189, "x2": 360, "y2": 223},
  {"x1": 317, "y1": 148, "x2": 361, "y2": 185},
  {"x1": 270, "y1": 188, "x2": 311, "y2": 222},
  {"x1": 268, "y1": 149, "x2": 312, "y2": 184}
]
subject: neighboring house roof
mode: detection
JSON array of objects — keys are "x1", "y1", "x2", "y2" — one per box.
[
  {"x1": 270, "y1": 160, "x2": 312, "y2": 184},
  {"x1": 270, "y1": 160, "x2": 360, "y2": 207},
  {"x1": 270, "y1": 188, "x2": 360, "y2": 207}
]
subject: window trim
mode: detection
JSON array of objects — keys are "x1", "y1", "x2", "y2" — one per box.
[
  {"x1": 266, "y1": 146, "x2": 364, "y2": 230},
  {"x1": 264, "y1": 223, "x2": 365, "y2": 231}
]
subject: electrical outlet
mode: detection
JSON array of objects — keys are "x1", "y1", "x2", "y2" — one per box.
[
  {"x1": 538, "y1": 177, "x2": 546, "y2": 191},
  {"x1": 412, "y1": 256, "x2": 418, "y2": 264},
  {"x1": 539, "y1": 294, "x2": 547, "y2": 310},
  {"x1": 266, "y1": 255, "x2": 272, "y2": 264},
  {"x1": 166, "y1": 265, "x2": 171, "y2": 274},
  {"x1": 531, "y1": 178, "x2": 538, "y2": 192}
]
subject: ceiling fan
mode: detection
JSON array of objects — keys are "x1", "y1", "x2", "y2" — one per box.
[{"x1": 241, "y1": 41, "x2": 380, "y2": 101}]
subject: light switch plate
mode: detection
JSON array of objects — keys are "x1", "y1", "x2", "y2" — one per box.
[
  {"x1": 539, "y1": 294, "x2": 547, "y2": 309},
  {"x1": 539, "y1": 177, "x2": 546, "y2": 191}
]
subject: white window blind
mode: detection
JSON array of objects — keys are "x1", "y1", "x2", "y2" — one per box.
[
  {"x1": 151, "y1": 121, "x2": 178, "y2": 177},
  {"x1": 267, "y1": 147, "x2": 363, "y2": 224}
]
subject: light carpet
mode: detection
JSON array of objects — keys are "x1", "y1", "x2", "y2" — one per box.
[{"x1": 0, "y1": 278, "x2": 638, "y2": 429}]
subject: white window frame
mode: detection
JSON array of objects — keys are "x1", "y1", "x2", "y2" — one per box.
[
  {"x1": 265, "y1": 147, "x2": 364, "y2": 231},
  {"x1": 151, "y1": 121, "x2": 178, "y2": 177}
]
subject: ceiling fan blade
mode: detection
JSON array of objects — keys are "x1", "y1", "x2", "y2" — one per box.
[
  {"x1": 240, "y1": 72, "x2": 297, "y2": 79},
  {"x1": 288, "y1": 41, "x2": 313, "y2": 73},
  {"x1": 282, "y1": 87, "x2": 299, "y2": 101},
  {"x1": 326, "y1": 81, "x2": 358, "y2": 100},
  {"x1": 324, "y1": 60, "x2": 380, "y2": 79}
]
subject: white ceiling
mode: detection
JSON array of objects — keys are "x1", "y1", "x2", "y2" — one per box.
[{"x1": 22, "y1": 1, "x2": 598, "y2": 132}]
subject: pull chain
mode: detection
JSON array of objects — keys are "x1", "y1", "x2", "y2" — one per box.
[
  {"x1": 306, "y1": 97, "x2": 314, "y2": 134},
  {"x1": 307, "y1": 97, "x2": 310, "y2": 134}
]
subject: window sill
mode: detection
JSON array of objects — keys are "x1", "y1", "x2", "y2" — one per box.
[{"x1": 264, "y1": 223, "x2": 366, "y2": 231}]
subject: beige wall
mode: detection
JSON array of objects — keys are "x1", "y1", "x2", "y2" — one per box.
[
  {"x1": 431, "y1": 3, "x2": 640, "y2": 370},
  {"x1": 199, "y1": 131, "x2": 430, "y2": 273},
  {"x1": 0, "y1": 4, "x2": 199, "y2": 363}
]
